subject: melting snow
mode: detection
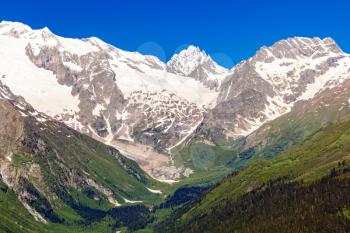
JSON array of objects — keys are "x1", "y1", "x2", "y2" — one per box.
[
  {"x1": 122, "y1": 197, "x2": 143, "y2": 204},
  {"x1": 63, "y1": 61, "x2": 82, "y2": 72},
  {"x1": 146, "y1": 187, "x2": 162, "y2": 194}
]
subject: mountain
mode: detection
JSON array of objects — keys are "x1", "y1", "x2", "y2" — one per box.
[
  {"x1": 173, "y1": 37, "x2": 350, "y2": 175},
  {"x1": 166, "y1": 45, "x2": 228, "y2": 89},
  {"x1": 0, "y1": 21, "x2": 223, "y2": 181},
  {"x1": 157, "y1": 116, "x2": 350, "y2": 233},
  {"x1": 200, "y1": 37, "x2": 349, "y2": 142},
  {"x1": 1, "y1": 21, "x2": 350, "y2": 183},
  {"x1": 239, "y1": 78, "x2": 350, "y2": 157},
  {"x1": 2, "y1": 20, "x2": 350, "y2": 233},
  {"x1": 0, "y1": 81, "x2": 165, "y2": 231}
]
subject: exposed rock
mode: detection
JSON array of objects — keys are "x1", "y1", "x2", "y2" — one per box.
[
  {"x1": 167, "y1": 45, "x2": 228, "y2": 90},
  {"x1": 194, "y1": 37, "x2": 350, "y2": 144}
]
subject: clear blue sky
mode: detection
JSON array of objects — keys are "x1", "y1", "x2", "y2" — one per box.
[{"x1": 2, "y1": 0, "x2": 350, "y2": 68}]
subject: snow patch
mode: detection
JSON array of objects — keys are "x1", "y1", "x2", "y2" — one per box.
[
  {"x1": 122, "y1": 197, "x2": 143, "y2": 204},
  {"x1": 63, "y1": 61, "x2": 82, "y2": 72},
  {"x1": 146, "y1": 187, "x2": 162, "y2": 194}
]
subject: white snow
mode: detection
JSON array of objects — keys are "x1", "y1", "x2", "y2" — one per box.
[
  {"x1": 108, "y1": 197, "x2": 121, "y2": 207},
  {"x1": 92, "y1": 103, "x2": 105, "y2": 116},
  {"x1": 168, "y1": 46, "x2": 208, "y2": 76},
  {"x1": 0, "y1": 21, "x2": 32, "y2": 37},
  {"x1": 299, "y1": 57, "x2": 350, "y2": 100},
  {"x1": 111, "y1": 58, "x2": 219, "y2": 108},
  {"x1": 63, "y1": 61, "x2": 82, "y2": 72},
  {"x1": 4, "y1": 22, "x2": 350, "y2": 163},
  {"x1": 150, "y1": 177, "x2": 179, "y2": 184},
  {"x1": 122, "y1": 197, "x2": 143, "y2": 204},
  {"x1": 58, "y1": 37, "x2": 99, "y2": 55},
  {"x1": 22, "y1": 202, "x2": 48, "y2": 224},
  {"x1": 167, "y1": 45, "x2": 227, "y2": 77},
  {"x1": 0, "y1": 21, "x2": 220, "y2": 110},
  {"x1": 146, "y1": 187, "x2": 162, "y2": 194},
  {"x1": 0, "y1": 21, "x2": 100, "y2": 57},
  {"x1": 254, "y1": 37, "x2": 349, "y2": 102},
  {"x1": 104, "y1": 117, "x2": 115, "y2": 143},
  {"x1": 228, "y1": 37, "x2": 350, "y2": 138},
  {"x1": 6, "y1": 153, "x2": 13, "y2": 162},
  {"x1": 224, "y1": 81, "x2": 233, "y2": 101},
  {"x1": 0, "y1": 36, "x2": 80, "y2": 117}
]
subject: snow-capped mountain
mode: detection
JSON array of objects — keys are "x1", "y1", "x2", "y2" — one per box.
[
  {"x1": 0, "y1": 21, "x2": 217, "y2": 152},
  {"x1": 1, "y1": 21, "x2": 350, "y2": 180},
  {"x1": 167, "y1": 45, "x2": 228, "y2": 89},
  {"x1": 197, "y1": 37, "x2": 350, "y2": 144}
]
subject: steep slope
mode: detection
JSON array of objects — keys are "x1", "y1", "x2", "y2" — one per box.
[
  {"x1": 0, "y1": 21, "x2": 218, "y2": 159},
  {"x1": 167, "y1": 45, "x2": 228, "y2": 89},
  {"x1": 0, "y1": 82, "x2": 166, "y2": 231},
  {"x1": 171, "y1": 37, "x2": 350, "y2": 176},
  {"x1": 0, "y1": 180, "x2": 152, "y2": 233},
  {"x1": 239, "y1": 79, "x2": 350, "y2": 158},
  {"x1": 172, "y1": 80, "x2": 350, "y2": 183},
  {"x1": 2, "y1": 21, "x2": 350, "y2": 184},
  {"x1": 198, "y1": 37, "x2": 350, "y2": 143},
  {"x1": 158, "y1": 116, "x2": 350, "y2": 233}
]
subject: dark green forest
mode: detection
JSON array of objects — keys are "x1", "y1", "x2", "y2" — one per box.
[{"x1": 157, "y1": 167, "x2": 350, "y2": 233}]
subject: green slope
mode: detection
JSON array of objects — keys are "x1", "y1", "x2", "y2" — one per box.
[
  {"x1": 158, "y1": 116, "x2": 350, "y2": 232},
  {"x1": 173, "y1": 81, "x2": 350, "y2": 182},
  {"x1": 240, "y1": 81, "x2": 350, "y2": 159},
  {"x1": 0, "y1": 99, "x2": 168, "y2": 232},
  {"x1": 22, "y1": 118, "x2": 163, "y2": 204},
  {"x1": 0, "y1": 181, "x2": 118, "y2": 233}
]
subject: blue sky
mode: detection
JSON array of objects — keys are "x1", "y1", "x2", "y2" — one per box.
[{"x1": 2, "y1": 0, "x2": 350, "y2": 68}]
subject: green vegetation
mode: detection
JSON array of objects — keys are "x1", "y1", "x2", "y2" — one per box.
[
  {"x1": 340, "y1": 208, "x2": 350, "y2": 220},
  {"x1": 156, "y1": 116, "x2": 350, "y2": 232},
  {"x1": 4, "y1": 95, "x2": 350, "y2": 232},
  {"x1": 158, "y1": 168, "x2": 350, "y2": 233},
  {"x1": 171, "y1": 142, "x2": 241, "y2": 186},
  {"x1": 24, "y1": 119, "x2": 163, "y2": 203},
  {"x1": 0, "y1": 115, "x2": 170, "y2": 232},
  {"x1": 173, "y1": 90, "x2": 350, "y2": 187},
  {"x1": 0, "y1": 181, "x2": 117, "y2": 233}
]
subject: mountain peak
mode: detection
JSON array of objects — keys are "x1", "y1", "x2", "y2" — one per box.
[
  {"x1": 183, "y1": 45, "x2": 204, "y2": 56},
  {"x1": 282, "y1": 37, "x2": 340, "y2": 50},
  {"x1": 253, "y1": 37, "x2": 344, "y2": 63},
  {"x1": 0, "y1": 20, "x2": 31, "y2": 29},
  {"x1": 166, "y1": 45, "x2": 210, "y2": 75},
  {"x1": 0, "y1": 21, "x2": 57, "y2": 42},
  {"x1": 167, "y1": 45, "x2": 227, "y2": 77},
  {"x1": 171, "y1": 46, "x2": 207, "y2": 64},
  {"x1": 0, "y1": 21, "x2": 33, "y2": 37},
  {"x1": 322, "y1": 37, "x2": 336, "y2": 44},
  {"x1": 40, "y1": 26, "x2": 52, "y2": 34}
]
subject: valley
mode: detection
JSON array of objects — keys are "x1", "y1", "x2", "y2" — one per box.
[{"x1": 1, "y1": 20, "x2": 350, "y2": 232}]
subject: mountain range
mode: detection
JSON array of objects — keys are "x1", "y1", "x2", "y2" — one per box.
[{"x1": 1, "y1": 21, "x2": 350, "y2": 232}]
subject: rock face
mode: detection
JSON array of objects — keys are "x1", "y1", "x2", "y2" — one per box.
[
  {"x1": 167, "y1": 45, "x2": 228, "y2": 90},
  {"x1": 0, "y1": 21, "x2": 219, "y2": 153},
  {"x1": 239, "y1": 79, "x2": 350, "y2": 159},
  {"x1": 0, "y1": 83, "x2": 159, "y2": 224},
  {"x1": 0, "y1": 95, "x2": 24, "y2": 156},
  {"x1": 123, "y1": 90, "x2": 203, "y2": 149},
  {"x1": 1, "y1": 21, "x2": 350, "y2": 176},
  {"x1": 197, "y1": 37, "x2": 350, "y2": 143},
  {"x1": 25, "y1": 42, "x2": 126, "y2": 140}
]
